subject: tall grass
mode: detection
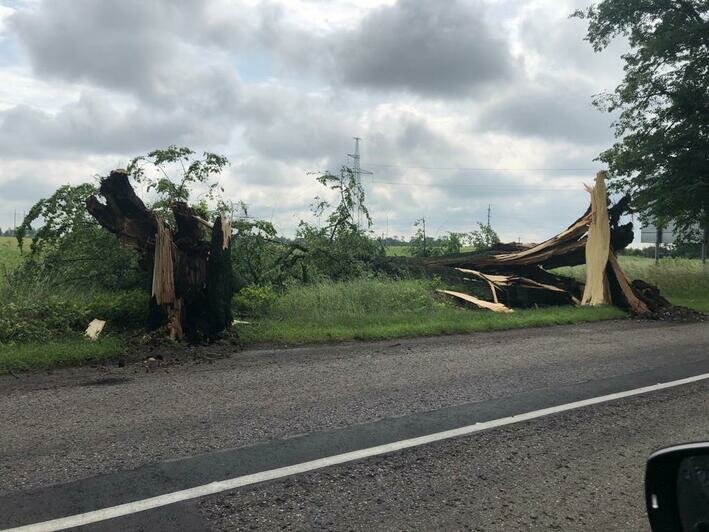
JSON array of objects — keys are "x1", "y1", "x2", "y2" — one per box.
[
  {"x1": 552, "y1": 256, "x2": 708, "y2": 311},
  {"x1": 237, "y1": 278, "x2": 625, "y2": 345},
  {"x1": 0, "y1": 236, "x2": 22, "y2": 279}
]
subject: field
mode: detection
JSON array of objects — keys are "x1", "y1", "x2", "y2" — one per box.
[
  {"x1": 0, "y1": 239, "x2": 706, "y2": 373},
  {"x1": 0, "y1": 236, "x2": 23, "y2": 274}
]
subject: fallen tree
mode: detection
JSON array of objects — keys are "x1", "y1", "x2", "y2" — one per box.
[
  {"x1": 422, "y1": 172, "x2": 667, "y2": 315},
  {"x1": 86, "y1": 169, "x2": 233, "y2": 340}
]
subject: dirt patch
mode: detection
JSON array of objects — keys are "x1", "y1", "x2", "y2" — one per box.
[
  {"x1": 79, "y1": 376, "x2": 133, "y2": 387},
  {"x1": 633, "y1": 305, "x2": 705, "y2": 323}
]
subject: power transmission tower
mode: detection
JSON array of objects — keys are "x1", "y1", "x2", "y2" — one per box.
[{"x1": 347, "y1": 137, "x2": 373, "y2": 229}]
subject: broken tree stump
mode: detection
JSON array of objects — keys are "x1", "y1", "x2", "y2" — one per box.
[{"x1": 87, "y1": 169, "x2": 233, "y2": 341}]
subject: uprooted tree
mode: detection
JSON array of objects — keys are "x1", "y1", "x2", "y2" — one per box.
[
  {"x1": 86, "y1": 148, "x2": 234, "y2": 341},
  {"x1": 421, "y1": 172, "x2": 672, "y2": 316}
]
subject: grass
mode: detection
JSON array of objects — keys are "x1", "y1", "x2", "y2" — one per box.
[
  {"x1": 553, "y1": 256, "x2": 708, "y2": 311},
  {"x1": 237, "y1": 278, "x2": 626, "y2": 346},
  {"x1": 0, "y1": 236, "x2": 23, "y2": 275},
  {"x1": 0, "y1": 336, "x2": 124, "y2": 374},
  {"x1": 2, "y1": 253, "x2": 703, "y2": 372},
  {"x1": 384, "y1": 245, "x2": 412, "y2": 256}
]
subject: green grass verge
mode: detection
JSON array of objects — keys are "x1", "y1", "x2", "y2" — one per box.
[
  {"x1": 0, "y1": 336, "x2": 125, "y2": 374},
  {"x1": 237, "y1": 279, "x2": 626, "y2": 346}
]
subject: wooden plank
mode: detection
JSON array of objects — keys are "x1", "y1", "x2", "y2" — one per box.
[{"x1": 607, "y1": 252, "x2": 650, "y2": 314}]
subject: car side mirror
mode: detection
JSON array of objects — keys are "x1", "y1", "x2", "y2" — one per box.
[{"x1": 646, "y1": 442, "x2": 709, "y2": 532}]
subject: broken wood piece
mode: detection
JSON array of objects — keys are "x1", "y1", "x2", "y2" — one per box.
[
  {"x1": 85, "y1": 319, "x2": 106, "y2": 340},
  {"x1": 437, "y1": 290, "x2": 514, "y2": 313},
  {"x1": 607, "y1": 253, "x2": 650, "y2": 315},
  {"x1": 581, "y1": 171, "x2": 611, "y2": 306}
]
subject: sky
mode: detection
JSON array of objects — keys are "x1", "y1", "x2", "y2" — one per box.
[{"x1": 0, "y1": 0, "x2": 631, "y2": 242}]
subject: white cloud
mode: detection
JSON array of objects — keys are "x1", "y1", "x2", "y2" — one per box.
[{"x1": 0, "y1": 0, "x2": 627, "y2": 242}]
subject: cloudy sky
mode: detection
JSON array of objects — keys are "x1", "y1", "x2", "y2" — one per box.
[{"x1": 0, "y1": 0, "x2": 630, "y2": 242}]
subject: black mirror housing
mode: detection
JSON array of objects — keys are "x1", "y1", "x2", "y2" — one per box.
[{"x1": 646, "y1": 442, "x2": 709, "y2": 532}]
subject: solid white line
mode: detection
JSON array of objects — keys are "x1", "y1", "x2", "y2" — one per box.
[{"x1": 5, "y1": 372, "x2": 709, "y2": 532}]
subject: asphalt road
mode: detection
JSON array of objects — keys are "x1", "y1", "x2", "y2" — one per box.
[{"x1": 1, "y1": 319, "x2": 707, "y2": 531}]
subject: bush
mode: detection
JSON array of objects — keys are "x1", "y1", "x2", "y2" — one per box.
[
  {"x1": 0, "y1": 299, "x2": 87, "y2": 343},
  {"x1": 232, "y1": 285, "x2": 279, "y2": 316},
  {"x1": 85, "y1": 290, "x2": 149, "y2": 328},
  {"x1": 0, "y1": 290, "x2": 149, "y2": 344}
]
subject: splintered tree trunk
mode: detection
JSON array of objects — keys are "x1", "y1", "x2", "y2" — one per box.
[
  {"x1": 87, "y1": 169, "x2": 233, "y2": 341},
  {"x1": 415, "y1": 175, "x2": 668, "y2": 315}
]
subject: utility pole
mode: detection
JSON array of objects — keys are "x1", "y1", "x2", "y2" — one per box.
[
  {"x1": 347, "y1": 137, "x2": 373, "y2": 229},
  {"x1": 419, "y1": 217, "x2": 427, "y2": 256},
  {"x1": 487, "y1": 204, "x2": 491, "y2": 227}
]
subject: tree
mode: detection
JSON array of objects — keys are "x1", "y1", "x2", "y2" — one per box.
[
  {"x1": 87, "y1": 147, "x2": 234, "y2": 341},
  {"x1": 15, "y1": 184, "x2": 145, "y2": 290},
  {"x1": 573, "y1": 1, "x2": 708, "y2": 242},
  {"x1": 467, "y1": 223, "x2": 500, "y2": 252},
  {"x1": 127, "y1": 145, "x2": 229, "y2": 221},
  {"x1": 295, "y1": 167, "x2": 383, "y2": 281}
]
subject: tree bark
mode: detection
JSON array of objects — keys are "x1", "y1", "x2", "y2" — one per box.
[{"x1": 87, "y1": 169, "x2": 233, "y2": 341}]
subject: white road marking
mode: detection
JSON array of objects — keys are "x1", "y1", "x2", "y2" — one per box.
[{"x1": 5, "y1": 372, "x2": 709, "y2": 532}]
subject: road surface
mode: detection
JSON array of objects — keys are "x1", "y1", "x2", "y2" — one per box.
[{"x1": 0, "y1": 319, "x2": 707, "y2": 531}]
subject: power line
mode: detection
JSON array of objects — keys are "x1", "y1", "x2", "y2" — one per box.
[
  {"x1": 369, "y1": 179, "x2": 583, "y2": 191},
  {"x1": 366, "y1": 163, "x2": 598, "y2": 172}
]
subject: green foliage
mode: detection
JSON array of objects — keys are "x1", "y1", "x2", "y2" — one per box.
[
  {"x1": 16, "y1": 183, "x2": 97, "y2": 255},
  {"x1": 232, "y1": 284, "x2": 279, "y2": 316},
  {"x1": 12, "y1": 184, "x2": 146, "y2": 291},
  {"x1": 468, "y1": 223, "x2": 500, "y2": 251},
  {"x1": 573, "y1": 0, "x2": 709, "y2": 235},
  {"x1": 439, "y1": 232, "x2": 465, "y2": 254},
  {"x1": 0, "y1": 290, "x2": 148, "y2": 344},
  {"x1": 0, "y1": 299, "x2": 87, "y2": 343},
  {"x1": 85, "y1": 290, "x2": 149, "y2": 327},
  {"x1": 229, "y1": 203, "x2": 306, "y2": 289},
  {"x1": 312, "y1": 167, "x2": 371, "y2": 235},
  {"x1": 409, "y1": 223, "x2": 499, "y2": 257},
  {"x1": 294, "y1": 166, "x2": 384, "y2": 281},
  {"x1": 126, "y1": 145, "x2": 229, "y2": 219}
]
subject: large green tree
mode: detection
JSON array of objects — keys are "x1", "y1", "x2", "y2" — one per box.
[{"x1": 574, "y1": 1, "x2": 708, "y2": 241}]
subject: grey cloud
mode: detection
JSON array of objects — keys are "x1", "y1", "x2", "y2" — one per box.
[
  {"x1": 331, "y1": 0, "x2": 514, "y2": 97},
  {"x1": 8, "y1": 0, "x2": 248, "y2": 104},
  {"x1": 0, "y1": 175, "x2": 56, "y2": 202},
  {"x1": 237, "y1": 88, "x2": 354, "y2": 162},
  {"x1": 475, "y1": 79, "x2": 614, "y2": 145},
  {"x1": 0, "y1": 91, "x2": 237, "y2": 158}
]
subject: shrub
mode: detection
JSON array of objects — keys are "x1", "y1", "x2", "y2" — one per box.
[
  {"x1": 232, "y1": 285, "x2": 279, "y2": 316},
  {"x1": 0, "y1": 299, "x2": 87, "y2": 343},
  {"x1": 85, "y1": 290, "x2": 149, "y2": 328},
  {"x1": 0, "y1": 290, "x2": 149, "y2": 344}
]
